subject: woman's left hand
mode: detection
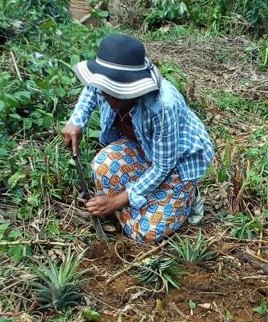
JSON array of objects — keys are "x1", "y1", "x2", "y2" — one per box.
[{"x1": 85, "y1": 195, "x2": 115, "y2": 217}]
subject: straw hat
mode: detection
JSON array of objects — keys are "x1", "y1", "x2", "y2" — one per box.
[{"x1": 73, "y1": 34, "x2": 162, "y2": 99}]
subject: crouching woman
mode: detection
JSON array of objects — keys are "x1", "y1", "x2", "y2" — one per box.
[{"x1": 63, "y1": 34, "x2": 214, "y2": 243}]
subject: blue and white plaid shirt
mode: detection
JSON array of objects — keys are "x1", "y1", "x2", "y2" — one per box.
[{"x1": 68, "y1": 79, "x2": 214, "y2": 208}]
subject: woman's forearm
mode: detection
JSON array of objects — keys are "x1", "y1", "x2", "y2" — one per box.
[{"x1": 112, "y1": 190, "x2": 129, "y2": 210}]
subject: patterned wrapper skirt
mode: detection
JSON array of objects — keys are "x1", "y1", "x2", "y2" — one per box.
[{"x1": 91, "y1": 138, "x2": 197, "y2": 243}]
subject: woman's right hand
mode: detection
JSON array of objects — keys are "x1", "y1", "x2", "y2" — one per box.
[{"x1": 62, "y1": 123, "x2": 83, "y2": 156}]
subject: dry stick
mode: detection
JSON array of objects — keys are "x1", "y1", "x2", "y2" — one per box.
[
  {"x1": 236, "y1": 248, "x2": 268, "y2": 275},
  {"x1": 222, "y1": 236, "x2": 268, "y2": 245},
  {"x1": 240, "y1": 88, "x2": 268, "y2": 95},
  {"x1": 106, "y1": 239, "x2": 168, "y2": 285},
  {"x1": 0, "y1": 312, "x2": 19, "y2": 317},
  {"x1": 10, "y1": 50, "x2": 22, "y2": 81},
  {"x1": 244, "y1": 248, "x2": 268, "y2": 265},
  {"x1": 113, "y1": 241, "x2": 167, "y2": 294},
  {"x1": 55, "y1": 201, "x2": 92, "y2": 225},
  {"x1": 55, "y1": 200, "x2": 90, "y2": 220},
  {"x1": 0, "y1": 240, "x2": 72, "y2": 247},
  {"x1": 54, "y1": 200, "x2": 91, "y2": 226},
  {"x1": 257, "y1": 228, "x2": 264, "y2": 256},
  {"x1": 63, "y1": 200, "x2": 77, "y2": 229},
  {"x1": 242, "y1": 275, "x2": 268, "y2": 280},
  {"x1": 79, "y1": 14, "x2": 91, "y2": 23},
  {"x1": 200, "y1": 291, "x2": 227, "y2": 296},
  {"x1": 169, "y1": 302, "x2": 189, "y2": 320},
  {"x1": 1, "y1": 280, "x2": 22, "y2": 293},
  {"x1": 257, "y1": 210, "x2": 265, "y2": 256},
  {"x1": 181, "y1": 228, "x2": 268, "y2": 247},
  {"x1": 178, "y1": 232, "x2": 226, "y2": 246},
  {"x1": 232, "y1": 181, "x2": 245, "y2": 215}
]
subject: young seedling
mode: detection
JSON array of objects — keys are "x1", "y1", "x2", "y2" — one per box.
[
  {"x1": 189, "y1": 299, "x2": 197, "y2": 316},
  {"x1": 168, "y1": 229, "x2": 215, "y2": 265}
]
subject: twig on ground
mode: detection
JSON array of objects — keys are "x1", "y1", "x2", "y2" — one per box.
[
  {"x1": 1, "y1": 280, "x2": 22, "y2": 293},
  {"x1": 126, "y1": 284, "x2": 165, "y2": 294},
  {"x1": 240, "y1": 88, "x2": 268, "y2": 95},
  {"x1": 244, "y1": 248, "x2": 268, "y2": 265},
  {"x1": 113, "y1": 241, "x2": 167, "y2": 294},
  {"x1": 236, "y1": 248, "x2": 268, "y2": 274},
  {"x1": 63, "y1": 200, "x2": 77, "y2": 229},
  {"x1": 106, "y1": 239, "x2": 168, "y2": 285},
  {"x1": 85, "y1": 291, "x2": 120, "y2": 311},
  {"x1": 242, "y1": 275, "x2": 268, "y2": 280},
  {"x1": 200, "y1": 291, "x2": 227, "y2": 296},
  {"x1": 54, "y1": 200, "x2": 89, "y2": 219},
  {"x1": 0, "y1": 312, "x2": 20, "y2": 317},
  {"x1": 169, "y1": 302, "x2": 189, "y2": 320},
  {"x1": 54, "y1": 200, "x2": 91, "y2": 225},
  {"x1": 222, "y1": 236, "x2": 268, "y2": 245},
  {"x1": 257, "y1": 210, "x2": 265, "y2": 256},
  {"x1": 79, "y1": 14, "x2": 91, "y2": 24},
  {"x1": 0, "y1": 240, "x2": 73, "y2": 247},
  {"x1": 10, "y1": 50, "x2": 22, "y2": 81},
  {"x1": 257, "y1": 232, "x2": 264, "y2": 257}
]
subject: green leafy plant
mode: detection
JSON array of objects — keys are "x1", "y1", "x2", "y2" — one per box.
[
  {"x1": 242, "y1": 0, "x2": 268, "y2": 34},
  {"x1": 159, "y1": 62, "x2": 189, "y2": 98},
  {"x1": 168, "y1": 230, "x2": 215, "y2": 264},
  {"x1": 207, "y1": 90, "x2": 268, "y2": 119},
  {"x1": 144, "y1": 0, "x2": 189, "y2": 29},
  {"x1": 31, "y1": 248, "x2": 90, "y2": 311},
  {"x1": 0, "y1": 132, "x2": 98, "y2": 219},
  {"x1": 254, "y1": 296, "x2": 268, "y2": 315},
  {"x1": 88, "y1": 0, "x2": 109, "y2": 22},
  {"x1": 0, "y1": 3, "x2": 109, "y2": 136},
  {"x1": 243, "y1": 143, "x2": 268, "y2": 200},
  {"x1": 216, "y1": 143, "x2": 234, "y2": 183},
  {"x1": 198, "y1": 0, "x2": 268, "y2": 35},
  {"x1": 227, "y1": 213, "x2": 263, "y2": 239},
  {"x1": 138, "y1": 0, "x2": 268, "y2": 34},
  {"x1": 259, "y1": 38, "x2": 268, "y2": 68},
  {"x1": 137, "y1": 255, "x2": 186, "y2": 292},
  {"x1": 81, "y1": 308, "x2": 101, "y2": 321},
  {"x1": 189, "y1": 299, "x2": 197, "y2": 315},
  {"x1": 224, "y1": 309, "x2": 233, "y2": 322}
]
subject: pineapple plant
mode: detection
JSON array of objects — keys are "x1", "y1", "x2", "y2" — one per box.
[
  {"x1": 30, "y1": 248, "x2": 90, "y2": 311},
  {"x1": 137, "y1": 255, "x2": 186, "y2": 293},
  {"x1": 168, "y1": 229, "x2": 215, "y2": 265}
]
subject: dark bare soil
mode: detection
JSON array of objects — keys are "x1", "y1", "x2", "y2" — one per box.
[{"x1": 83, "y1": 229, "x2": 268, "y2": 322}]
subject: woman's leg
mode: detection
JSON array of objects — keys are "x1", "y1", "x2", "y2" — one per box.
[{"x1": 91, "y1": 138, "x2": 197, "y2": 243}]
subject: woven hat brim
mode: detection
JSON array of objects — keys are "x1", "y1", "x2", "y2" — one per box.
[{"x1": 73, "y1": 61, "x2": 160, "y2": 99}]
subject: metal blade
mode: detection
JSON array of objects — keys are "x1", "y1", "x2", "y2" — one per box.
[{"x1": 73, "y1": 155, "x2": 108, "y2": 243}]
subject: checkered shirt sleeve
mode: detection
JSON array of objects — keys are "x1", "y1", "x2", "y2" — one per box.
[{"x1": 68, "y1": 86, "x2": 98, "y2": 131}]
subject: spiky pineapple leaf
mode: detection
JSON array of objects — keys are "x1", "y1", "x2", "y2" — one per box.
[
  {"x1": 137, "y1": 255, "x2": 185, "y2": 293},
  {"x1": 168, "y1": 230, "x2": 215, "y2": 264},
  {"x1": 30, "y1": 248, "x2": 90, "y2": 311}
]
